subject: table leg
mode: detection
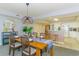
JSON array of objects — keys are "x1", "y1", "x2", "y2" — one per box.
[
  {"x1": 36, "y1": 48, "x2": 41, "y2": 56},
  {"x1": 50, "y1": 47, "x2": 54, "y2": 56}
]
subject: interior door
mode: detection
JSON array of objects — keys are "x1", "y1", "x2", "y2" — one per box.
[{"x1": 45, "y1": 24, "x2": 50, "y2": 39}]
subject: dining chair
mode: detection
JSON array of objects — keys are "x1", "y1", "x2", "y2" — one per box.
[
  {"x1": 21, "y1": 35, "x2": 36, "y2": 56},
  {"x1": 9, "y1": 33, "x2": 22, "y2": 56}
]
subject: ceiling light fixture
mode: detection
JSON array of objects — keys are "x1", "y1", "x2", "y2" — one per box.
[
  {"x1": 22, "y1": 3, "x2": 33, "y2": 24},
  {"x1": 53, "y1": 18, "x2": 59, "y2": 21}
]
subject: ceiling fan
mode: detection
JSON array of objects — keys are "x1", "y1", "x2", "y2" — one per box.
[{"x1": 16, "y1": 3, "x2": 33, "y2": 24}]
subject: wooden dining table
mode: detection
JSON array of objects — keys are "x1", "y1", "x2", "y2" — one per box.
[{"x1": 15, "y1": 37, "x2": 54, "y2": 56}]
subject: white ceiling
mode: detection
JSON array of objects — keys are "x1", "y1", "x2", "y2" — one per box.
[{"x1": 0, "y1": 3, "x2": 79, "y2": 17}]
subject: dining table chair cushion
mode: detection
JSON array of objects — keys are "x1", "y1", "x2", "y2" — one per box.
[
  {"x1": 29, "y1": 38, "x2": 33, "y2": 41},
  {"x1": 10, "y1": 42, "x2": 22, "y2": 47},
  {"x1": 14, "y1": 36, "x2": 19, "y2": 38},
  {"x1": 23, "y1": 47, "x2": 36, "y2": 55},
  {"x1": 15, "y1": 42, "x2": 22, "y2": 47}
]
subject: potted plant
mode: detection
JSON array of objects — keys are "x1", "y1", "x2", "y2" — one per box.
[
  {"x1": 23, "y1": 26, "x2": 28, "y2": 34},
  {"x1": 22, "y1": 26, "x2": 33, "y2": 36}
]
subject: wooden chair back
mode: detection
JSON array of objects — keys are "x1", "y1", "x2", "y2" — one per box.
[
  {"x1": 21, "y1": 35, "x2": 31, "y2": 55},
  {"x1": 9, "y1": 33, "x2": 15, "y2": 46}
]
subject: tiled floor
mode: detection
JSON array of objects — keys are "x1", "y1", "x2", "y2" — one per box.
[
  {"x1": 0, "y1": 45, "x2": 21, "y2": 56},
  {"x1": 0, "y1": 45, "x2": 79, "y2": 56}
]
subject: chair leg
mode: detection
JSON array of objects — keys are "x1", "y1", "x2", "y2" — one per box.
[
  {"x1": 45, "y1": 48, "x2": 48, "y2": 56},
  {"x1": 9, "y1": 47, "x2": 11, "y2": 55},
  {"x1": 22, "y1": 52, "x2": 24, "y2": 56},
  {"x1": 46, "y1": 50, "x2": 49, "y2": 56},
  {"x1": 13, "y1": 48, "x2": 15, "y2": 56}
]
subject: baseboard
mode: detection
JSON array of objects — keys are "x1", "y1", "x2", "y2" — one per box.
[{"x1": 54, "y1": 41, "x2": 64, "y2": 44}]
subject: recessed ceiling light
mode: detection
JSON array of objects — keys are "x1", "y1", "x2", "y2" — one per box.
[{"x1": 53, "y1": 18, "x2": 59, "y2": 21}]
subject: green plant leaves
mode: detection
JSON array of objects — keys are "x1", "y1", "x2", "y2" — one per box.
[{"x1": 22, "y1": 26, "x2": 32, "y2": 34}]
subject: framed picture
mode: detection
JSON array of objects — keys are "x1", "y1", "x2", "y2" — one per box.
[
  {"x1": 58, "y1": 27, "x2": 61, "y2": 31},
  {"x1": 73, "y1": 28, "x2": 77, "y2": 31}
]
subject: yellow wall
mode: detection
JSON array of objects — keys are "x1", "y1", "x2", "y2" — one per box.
[{"x1": 33, "y1": 23, "x2": 45, "y2": 33}]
